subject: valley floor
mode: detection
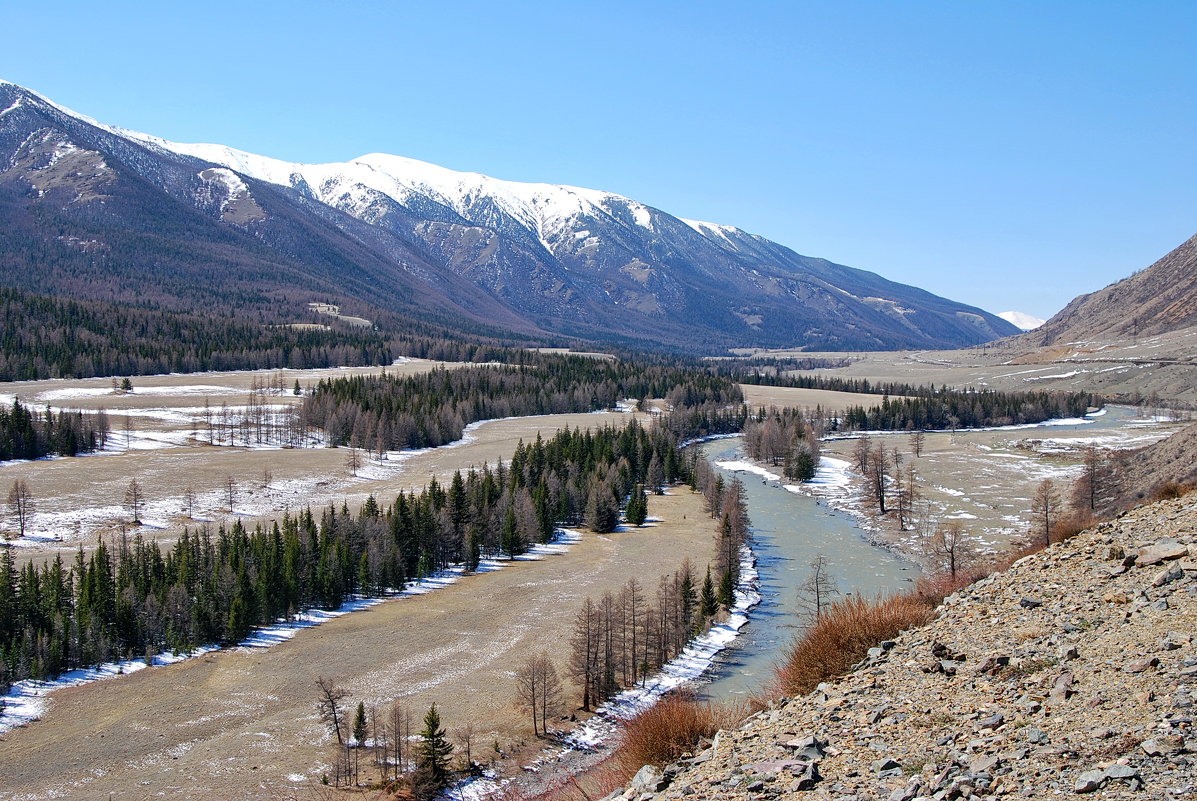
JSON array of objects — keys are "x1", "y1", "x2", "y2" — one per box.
[{"x1": 0, "y1": 491, "x2": 716, "y2": 800}]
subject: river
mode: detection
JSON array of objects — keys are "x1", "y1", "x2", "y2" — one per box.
[{"x1": 696, "y1": 436, "x2": 917, "y2": 700}]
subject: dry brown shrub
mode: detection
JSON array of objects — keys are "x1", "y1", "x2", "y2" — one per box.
[
  {"x1": 1151, "y1": 480, "x2": 1195, "y2": 502},
  {"x1": 913, "y1": 569, "x2": 987, "y2": 606},
  {"x1": 615, "y1": 690, "x2": 746, "y2": 774},
  {"x1": 776, "y1": 593, "x2": 936, "y2": 697},
  {"x1": 501, "y1": 753, "x2": 629, "y2": 801},
  {"x1": 1051, "y1": 512, "x2": 1096, "y2": 543}
]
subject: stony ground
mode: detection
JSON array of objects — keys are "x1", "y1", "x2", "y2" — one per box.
[{"x1": 612, "y1": 496, "x2": 1197, "y2": 800}]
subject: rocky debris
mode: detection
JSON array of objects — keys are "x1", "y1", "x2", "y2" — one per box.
[{"x1": 617, "y1": 497, "x2": 1197, "y2": 800}]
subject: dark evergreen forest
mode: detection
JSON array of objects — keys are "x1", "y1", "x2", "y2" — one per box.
[
  {"x1": 0, "y1": 419, "x2": 690, "y2": 691},
  {"x1": 0, "y1": 399, "x2": 105, "y2": 460}
]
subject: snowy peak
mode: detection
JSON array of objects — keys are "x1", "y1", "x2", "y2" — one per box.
[
  {"x1": 997, "y1": 311, "x2": 1046, "y2": 331},
  {"x1": 0, "y1": 79, "x2": 1023, "y2": 351}
]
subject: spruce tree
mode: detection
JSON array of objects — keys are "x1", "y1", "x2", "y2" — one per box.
[
  {"x1": 717, "y1": 567, "x2": 736, "y2": 612},
  {"x1": 352, "y1": 701, "x2": 367, "y2": 745},
  {"x1": 418, "y1": 702, "x2": 453, "y2": 789},
  {"x1": 700, "y1": 566, "x2": 718, "y2": 619}
]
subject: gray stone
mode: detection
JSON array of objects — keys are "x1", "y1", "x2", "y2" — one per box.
[
  {"x1": 1102, "y1": 764, "x2": 1140, "y2": 783},
  {"x1": 1020, "y1": 597, "x2": 1044, "y2": 609},
  {"x1": 873, "y1": 757, "x2": 903, "y2": 776},
  {"x1": 1153, "y1": 565, "x2": 1185, "y2": 587},
  {"x1": 969, "y1": 754, "x2": 1000, "y2": 775},
  {"x1": 1142, "y1": 736, "x2": 1184, "y2": 756},
  {"x1": 631, "y1": 764, "x2": 666, "y2": 794},
  {"x1": 1025, "y1": 727, "x2": 1049, "y2": 744},
  {"x1": 1073, "y1": 769, "x2": 1105, "y2": 793},
  {"x1": 782, "y1": 735, "x2": 827, "y2": 761},
  {"x1": 978, "y1": 712, "x2": 1005, "y2": 729}
]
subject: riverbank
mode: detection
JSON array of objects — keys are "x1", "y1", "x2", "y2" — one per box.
[{"x1": 612, "y1": 493, "x2": 1197, "y2": 800}]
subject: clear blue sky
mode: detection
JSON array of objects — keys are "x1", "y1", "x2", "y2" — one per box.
[{"x1": 4, "y1": 1, "x2": 1194, "y2": 320}]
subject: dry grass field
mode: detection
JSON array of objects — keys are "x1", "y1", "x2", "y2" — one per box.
[
  {"x1": 0, "y1": 491, "x2": 716, "y2": 800},
  {"x1": 0, "y1": 363, "x2": 652, "y2": 568}
]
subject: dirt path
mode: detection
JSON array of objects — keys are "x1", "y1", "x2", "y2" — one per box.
[{"x1": 0, "y1": 492, "x2": 714, "y2": 800}]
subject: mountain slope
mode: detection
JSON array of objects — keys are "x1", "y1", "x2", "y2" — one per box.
[
  {"x1": 0, "y1": 80, "x2": 1020, "y2": 352},
  {"x1": 1027, "y1": 233, "x2": 1197, "y2": 345}
]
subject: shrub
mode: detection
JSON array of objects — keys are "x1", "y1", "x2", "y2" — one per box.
[
  {"x1": 776, "y1": 594, "x2": 935, "y2": 696},
  {"x1": 616, "y1": 690, "x2": 745, "y2": 774}
]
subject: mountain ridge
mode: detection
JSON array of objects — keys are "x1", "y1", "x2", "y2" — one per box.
[{"x1": 0, "y1": 80, "x2": 1020, "y2": 353}]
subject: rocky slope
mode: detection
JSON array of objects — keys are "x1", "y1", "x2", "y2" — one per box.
[
  {"x1": 0, "y1": 80, "x2": 1018, "y2": 352},
  {"x1": 1027, "y1": 233, "x2": 1197, "y2": 346},
  {"x1": 1113, "y1": 425, "x2": 1197, "y2": 511},
  {"x1": 615, "y1": 497, "x2": 1197, "y2": 800}
]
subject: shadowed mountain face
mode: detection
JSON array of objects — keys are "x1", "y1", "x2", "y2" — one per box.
[
  {"x1": 1027, "y1": 233, "x2": 1197, "y2": 346},
  {"x1": 0, "y1": 80, "x2": 1019, "y2": 352}
]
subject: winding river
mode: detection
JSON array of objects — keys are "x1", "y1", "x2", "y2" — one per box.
[{"x1": 696, "y1": 437, "x2": 917, "y2": 699}]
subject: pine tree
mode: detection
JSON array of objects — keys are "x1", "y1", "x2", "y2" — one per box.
[
  {"x1": 700, "y1": 566, "x2": 718, "y2": 619},
  {"x1": 352, "y1": 701, "x2": 367, "y2": 746},
  {"x1": 717, "y1": 567, "x2": 735, "y2": 612},
  {"x1": 625, "y1": 484, "x2": 648, "y2": 527},
  {"x1": 417, "y1": 702, "x2": 453, "y2": 790}
]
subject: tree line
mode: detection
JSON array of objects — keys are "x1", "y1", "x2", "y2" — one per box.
[
  {"x1": 0, "y1": 399, "x2": 105, "y2": 461},
  {"x1": 0, "y1": 417, "x2": 690, "y2": 692},
  {"x1": 301, "y1": 354, "x2": 742, "y2": 452}
]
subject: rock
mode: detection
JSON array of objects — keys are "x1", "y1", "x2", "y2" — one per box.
[
  {"x1": 931, "y1": 642, "x2": 966, "y2": 661},
  {"x1": 1103, "y1": 591, "x2": 1129, "y2": 604},
  {"x1": 1073, "y1": 769, "x2": 1105, "y2": 793},
  {"x1": 1125, "y1": 656, "x2": 1160, "y2": 673},
  {"x1": 782, "y1": 735, "x2": 827, "y2": 761},
  {"x1": 1050, "y1": 671, "x2": 1076, "y2": 702},
  {"x1": 631, "y1": 764, "x2": 666, "y2": 794},
  {"x1": 873, "y1": 757, "x2": 903, "y2": 777},
  {"x1": 1142, "y1": 736, "x2": 1184, "y2": 756},
  {"x1": 1025, "y1": 727, "x2": 1049, "y2": 744},
  {"x1": 978, "y1": 712, "x2": 1005, "y2": 729},
  {"x1": 1019, "y1": 597, "x2": 1044, "y2": 609},
  {"x1": 1136, "y1": 543, "x2": 1189, "y2": 566},
  {"x1": 1102, "y1": 764, "x2": 1141, "y2": 787},
  {"x1": 1153, "y1": 565, "x2": 1185, "y2": 587},
  {"x1": 969, "y1": 754, "x2": 1000, "y2": 775},
  {"x1": 1059, "y1": 645, "x2": 1080, "y2": 661}
]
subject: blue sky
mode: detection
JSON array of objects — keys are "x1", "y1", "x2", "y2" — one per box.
[{"x1": 3, "y1": 1, "x2": 1193, "y2": 320}]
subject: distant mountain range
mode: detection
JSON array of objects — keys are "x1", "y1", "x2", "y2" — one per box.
[
  {"x1": 1026, "y1": 233, "x2": 1197, "y2": 345},
  {"x1": 0, "y1": 80, "x2": 1019, "y2": 353}
]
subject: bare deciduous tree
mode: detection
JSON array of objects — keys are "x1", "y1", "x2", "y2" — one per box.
[
  {"x1": 795, "y1": 554, "x2": 839, "y2": 626},
  {"x1": 909, "y1": 429, "x2": 926, "y2": 458},
  {"x1": 923, "y1": 520, "x2": 978, "y2": 579},
  {"x1": 1030, "y1": 478, "x2": 1062, "y2": 546},
  {"x1": 514, "y1": 651, "x2": 563, "y2": 737},
  {"x1": 183, "y1": 485, "x2": 197, "y2": 519},
  {"x1": 315, "y1": 676, "x2": 349, "y2": 745},
  {"x1": 124, "y1": 478, "x2": 144, "y2": 525},
  {"x1": 345, "y1": 447, "x2": 361, "y2": 477},
  {"x1": 224, "y1": 476, "x2": 237, "y2": 512},
  {"x1": 7, "y1": 479, "x2": 34, "y2": 539}
]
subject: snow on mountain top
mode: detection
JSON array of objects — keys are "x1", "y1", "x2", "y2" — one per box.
[
  {"x1": 998, "y1": 311, "x2": 1046, "y2": 330},
  {"x1": 4, "y1": 79, "x2": 750, "y2": 250}
]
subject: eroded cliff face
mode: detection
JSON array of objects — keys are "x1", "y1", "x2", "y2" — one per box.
[{"x1": 616, "y1": 497, "x2": 1197, "y2": 801}]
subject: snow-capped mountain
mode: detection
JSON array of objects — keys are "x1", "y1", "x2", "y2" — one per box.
[
  {"x1": 0, "y1": 80, "x2": 1020, "y2": 351},
  {"x1": 997, "y1": 311, "x2": 1046, "y2": 331}
]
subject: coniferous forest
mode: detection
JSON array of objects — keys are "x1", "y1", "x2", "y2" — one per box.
[
  {"x1": 0, "y1": 399, "x2": 105, "y2": 461},
  {"x1": 0, "y1": 418, "x2": 689, "y2": 691}
]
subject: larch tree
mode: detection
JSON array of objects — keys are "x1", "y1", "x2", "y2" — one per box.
[
  {"x1": 6, "y1": 479, "x2": 33, "y2": 539},
  {"x1": 795, "y1": 554, "x2": 839, "y2": 625},
  {"x1": 1030, "y1": 478, "x2": 1062, "y2": 546},
  {"x1": 123, "y1": 479, "x2": 144, "y2": 525},
  {"x1": 315, "y1": 676, "x2": 348, "y2": 745}
]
